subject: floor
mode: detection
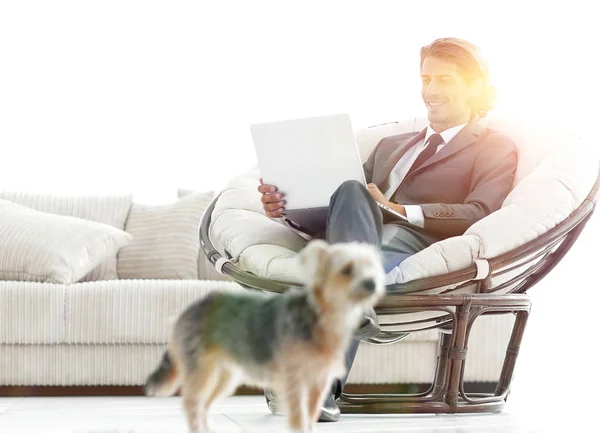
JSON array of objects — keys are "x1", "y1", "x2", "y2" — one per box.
[{"x1": 0, "y1": 392, "x2": 594, "y2": 433}]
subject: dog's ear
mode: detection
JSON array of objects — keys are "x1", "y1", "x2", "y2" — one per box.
[{"x1": 298, "y1": 239, "x2": 329, "y2": 290}]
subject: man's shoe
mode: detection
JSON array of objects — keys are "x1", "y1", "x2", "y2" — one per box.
[
  {"x1": 317, "y1": 392, "x2": 341, "y2": 422},
  {"x1": 264, "y1": 389, "x2": 341, "y2": 423},
  {"x1": 265, "y1": 388, "x2": 279, "y2": 414}
]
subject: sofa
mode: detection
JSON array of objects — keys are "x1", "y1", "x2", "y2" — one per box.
[
  {"x1": 0, "y1": 189, "x2": 242, "y2": 387},
  {"x1": 9, "y1": 107, "x2": 595, "y2": 391},
  {"x1": 0, "y1": 186, "x2": 518, "y2": 391}
]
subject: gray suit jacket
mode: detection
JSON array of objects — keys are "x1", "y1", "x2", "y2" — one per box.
[{"x1": 363, "y1": 119, "x2": 518, "y2": 239}]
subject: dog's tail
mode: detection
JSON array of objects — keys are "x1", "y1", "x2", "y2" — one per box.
[{"x1": 145, "y1": 350, "x2": 181, "y2": 397}]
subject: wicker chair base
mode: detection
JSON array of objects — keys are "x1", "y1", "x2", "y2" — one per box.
[
  {"x1": 338, "y1": 398, "x2": 506, "y2": 414},
  {"x1": 338, "y1": 293, "x2": 531, "y2": 415}
]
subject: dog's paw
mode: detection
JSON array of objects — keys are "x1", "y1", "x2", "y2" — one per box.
[
  {"x1": 289, "y1": 428, "x2": 315, "y2": 433},
  {"x1": 196, "y1": 419, "x2": 212, "y2": 433}
]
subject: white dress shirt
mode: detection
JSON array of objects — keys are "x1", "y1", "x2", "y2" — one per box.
[{"x1": 384, "y1": 123, "x2": 468, "y2": 228}]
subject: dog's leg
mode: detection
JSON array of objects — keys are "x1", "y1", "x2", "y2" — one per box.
[
  {"x1": 181, "y1": 358, "x2": 222, "y2": 433},
  {"x1": 307, "y1": 380, "x2": 330, "y2": 429},
  {"x1": 205, "y1": 368, "x2": 238, "y2": 411},
  {"x1": 283, "y1": 379, "x2": 309, "y2": 433},
  {"x1": 182, "y1": 381, "x2": 201, "y2": 433},
  {"x1": 183, "y1": 378, "x2": 216, "y2": 433}
]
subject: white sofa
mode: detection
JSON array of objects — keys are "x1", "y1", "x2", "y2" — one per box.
[
  {"x1": 0, "y1": 188, "x2": 515, "y2": 390},
  {"x1": 0, "y1": 189, "x2": 242, "y2": 387}
]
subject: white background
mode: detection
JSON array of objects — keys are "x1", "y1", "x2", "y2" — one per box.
[
  {"x1": 1, "y1": 0, "x2": 598, "y2": 418},
  {"x1": 1, "y1": 1, "x2": 598, "y2": 197}
]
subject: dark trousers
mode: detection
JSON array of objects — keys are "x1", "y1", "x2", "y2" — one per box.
[{"x1": 321, "y1": 180, "x2": 441, "y2": 399}]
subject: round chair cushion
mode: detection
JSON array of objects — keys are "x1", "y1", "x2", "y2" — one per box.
[{"x1": 209, "y1": 112, "x2": 598, "y2": 292}]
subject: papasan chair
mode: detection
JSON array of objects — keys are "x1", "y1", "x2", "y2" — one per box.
[{"x1": 199, "y1": 112, "x2": 600, "y2": 414}]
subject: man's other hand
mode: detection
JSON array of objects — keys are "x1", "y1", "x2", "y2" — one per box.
[
  {"x1": 258, "y1": 177, "x2": 286, "y2": 218},
  {"x1": 368, "y1": 183, "x2": 408, "y2": 217},
  {"x1": 367, "y1": 183, "x2": 388, "y2": 205}
]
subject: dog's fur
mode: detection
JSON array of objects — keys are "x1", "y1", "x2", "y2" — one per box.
[{"x1": 145, "y1": 239, "x2": 385, "y2": 433}]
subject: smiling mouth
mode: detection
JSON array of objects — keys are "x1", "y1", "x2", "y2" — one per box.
[{"x1": 427, "y1": 101, "x2": 445, "y2": 107}]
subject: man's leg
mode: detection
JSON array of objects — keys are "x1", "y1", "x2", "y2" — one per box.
[
  {"x1": 288, "y1": 180, "x2": 378, "y2": 420},
  {"x1": 380, "y1": 223, "x2": 443, "y2": 273},
  {"x1": 326, "y1": 180, "x2": 383, "y2": 246},
  {"x1": 324, "y1": 180, "x2": 383, "y2": 405},
  {"x1": 325, "y1": 180, "x2": 441, "y2": 402}
]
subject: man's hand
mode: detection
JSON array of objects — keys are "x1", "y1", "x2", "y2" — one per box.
[
  {"x1": 367, "y1": 183, "x2": 407, "y2": 217},
  {"x1": 258, "y1": 177, "x2": 286, "y2": 218},
  {"x1": 366, "y1": 183, "x2": 388, "y2": 205}
]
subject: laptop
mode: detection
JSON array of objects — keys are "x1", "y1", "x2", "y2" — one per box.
[{"x1": 250, "y1": 113, "x2": 406, "y2": 234}]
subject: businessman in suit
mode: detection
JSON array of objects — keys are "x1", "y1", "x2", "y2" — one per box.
[{"x1": 258, "y1": 37, "x2": 518, "y2": 421}]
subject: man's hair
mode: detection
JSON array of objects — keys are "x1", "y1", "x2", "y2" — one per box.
[{"x1": 420, "y1": 37, "x2": 497, "y2": 119}]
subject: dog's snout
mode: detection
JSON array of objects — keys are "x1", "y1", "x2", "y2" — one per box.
[{"x1": 362, "y1": 279, "x2": 376, "y2": 293}]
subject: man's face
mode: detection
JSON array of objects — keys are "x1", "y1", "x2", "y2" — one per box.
[{"x1": 420, "y1": 56, "x2": 479, "y2": 132}]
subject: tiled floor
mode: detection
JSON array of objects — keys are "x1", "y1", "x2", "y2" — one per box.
[{"x1": 0, "y1": 393, "x2": 594, "y2": 433}]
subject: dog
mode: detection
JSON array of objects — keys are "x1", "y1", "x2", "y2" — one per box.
[{"x1": 145, "y1": 239, "x2": 385, "y2": 433}]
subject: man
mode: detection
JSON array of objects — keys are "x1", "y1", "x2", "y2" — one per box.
[{"x1": 257, "y1": 37, "x2": 518, "y2": 421}]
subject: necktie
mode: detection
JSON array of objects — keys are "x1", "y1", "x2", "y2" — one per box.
[{"x1": 405, "y1": 133, "x2": 444, "y2": 178}]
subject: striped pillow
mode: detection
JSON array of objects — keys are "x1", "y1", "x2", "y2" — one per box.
[
  {"x1": 0, "y1": 199, "x2": 133, "y2": 284},
  {"x1": 0, "y1": 191, "x2": 132, "y2": 281},
  {"x1": 177, "y1": 188, "x2": 231, "y2": 281},
  {"x1": 117, "y1": 191, "x2": 215, "y2": 279}
]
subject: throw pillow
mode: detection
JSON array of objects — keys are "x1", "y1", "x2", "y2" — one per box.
[
  {"x1": 117, "y1": 190, "x2": 218, "y2": 279},
  {"x1": 0, "y1": 191, "x2": 133, "y2": 281},
  {"x1": 176, "y1": 188, "x2": 231, "y2": 281},
  {"x1": 0, "y1": 199, "x2": 133, "y2": 284}
]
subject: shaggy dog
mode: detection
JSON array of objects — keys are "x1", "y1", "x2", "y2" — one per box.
[{"x1": 145, "y1": 239, "x2": 385, "y2": 433}]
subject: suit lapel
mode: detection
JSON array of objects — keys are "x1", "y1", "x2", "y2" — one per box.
[
  {"x1": 378, "y1": 129, "x2": 425, "y2": 191},
  {"x1": 404, "y1": 119, "x2": 485, "y2": 180}
]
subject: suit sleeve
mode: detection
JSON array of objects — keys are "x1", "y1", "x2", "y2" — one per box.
[{"x1": 418, "y1": 134, "x2": 518, "y2": 238}]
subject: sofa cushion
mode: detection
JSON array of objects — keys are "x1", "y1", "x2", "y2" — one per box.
[
  {"x1": 0, "y1": 281, "x2": 66, "y2": 344},
  {"x1": 0, "y1": 199, "x2": 133, "y2": 285},
  {"x1": 0, "y1": 191, "x2": 133, "y2": 281},
  {"x1": 0, "y1": 335, "x2": 449, "y2": 386},
  {"x1": 0, "y1": 344, "x2": 168, "y2": 386},
  {"x1": 117, "y1": 190, "x2": 216, "y2": 280},
  {"x1": 61, "y1": 278, "x2": 444, "y2": 345},
  {"x1": 64, "y1": 279, "x2": 244, "y2": 343}
]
